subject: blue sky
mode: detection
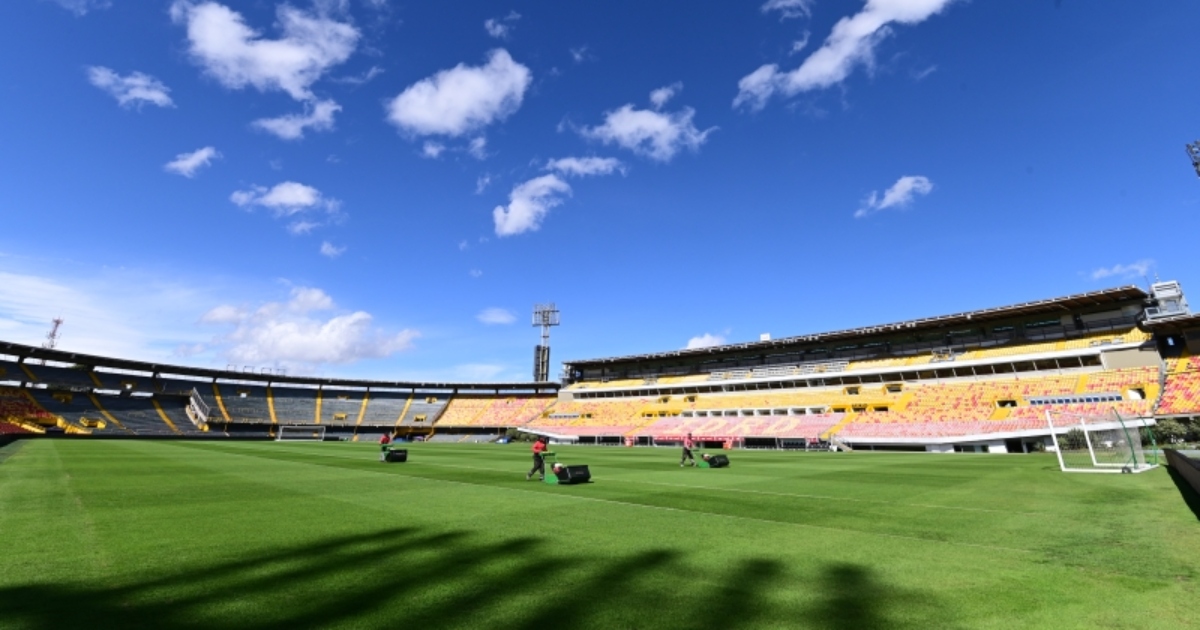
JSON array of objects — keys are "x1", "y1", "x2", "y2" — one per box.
[{"x1": 1, "y1": 0, "x2": 1198, "y2": 382}]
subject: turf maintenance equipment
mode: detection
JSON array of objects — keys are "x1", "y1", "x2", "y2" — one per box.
[
  {"x1": 697, "y1": 453, "x2": 730, "y2": 468},
  {"x1": 541, "y1": 452, "x2": 592, "y2": 484}
]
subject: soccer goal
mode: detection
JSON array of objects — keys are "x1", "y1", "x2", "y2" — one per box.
[
  {"x1": 276, "y1": 425, "x2": 325, "y2": 442},
  {"x1": 1045, "y1": 409, "x2": 1157, "y2": 473}
]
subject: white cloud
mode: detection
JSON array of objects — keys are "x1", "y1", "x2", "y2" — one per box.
[
  {"x1": 422, "y1": 141, "x2": 446, "y2": 159},
  {"x1": 0, "y1": 266, "x2": 217, "y2": 362},
  {"x1": 386, "y1": 49, "x2": 531, "y2": 137},
  {"x1": 570, "y1": 46, "x2": 591, "y2": 63},
  {"x1": 287, "y1": 220, "x2": 320, "y2": 235},
  {"x1": 87, "y1": 66, "x2": 174, "y2": 108},
  {"x1": 232, "y1": 182, "x2": 343, "y2": 233},
  {"x1": 855, "y1": 175, "x2": 933, "y2": 218},
  {"x1": 201, "y1": 286, "x2": 418, "y2": 367},
  {"x1": 231, "y1": 181, "x2": 338, "y2": 216},
  {"x1": 762, "y1": 0, "x2": 814, "y2": 19},
  {"x1": 170, "y1": 1, "x2": 359, "y2": 101},
  {"x1": 319, "y1": 241, "x2": 346, "y2": 258},
  {"x1": 686, "y1": 333, "x2": 726, "y2": 350},
  {"x1": 580, "y1": 104, "x2": 715, "y2": 162},
  {"x1": 735, "y1": 0, "x2": 957, "y2": 110},
  {"x1": 545, "y1": 156, "x2": 625, "y2": 177},
  {"x1": 477, "y1": 307, "x2": 516, "y2": 325},
  {"x1": 332, "y1": 65, "x2": 384, "y2": 85},
  {"x1": 475, "y1": 174, "x2": 493, "y2": 194},
  {"x1": 492, "y1": 174, "x2": 571, "y2": 237},
  {"x1": 469, "y1": 269, "x2": 483, "y2": 278},
  {"x1": 1091, "y1": 260, "x2": 1154, "y2": 281},
  {"x1": 484, "y1": 11, "x2": 520, "y2": 39},
  {"x1": 46, "y1": 0, "x2": 111, "y2": 16},
  {"x1": 468, "y1": 136, "x2": 488, "y2": 160},
  {"x1": 791, "y1": 31, "x2": 812, "y2": 55},
  {"x1": 164, "y1": 146, "x2": 221, "y2": 177},
  {"x1": 649, "y1": 82, "x2": 682, "y2": 110},
  {"x1": 252, "y1": 99, "x2": 341, "y2": 140},
  {"x1": 458, "y1": 240, "x2": 469, "y2": 251}
]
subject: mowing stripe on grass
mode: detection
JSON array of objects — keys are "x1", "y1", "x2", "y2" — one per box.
[
  {"x1": 180, "y1": 442, "x2": 1036, "y2": 554},
  {"x1": 251, "y1": 445, "x2": 1047, "y2": 517}
]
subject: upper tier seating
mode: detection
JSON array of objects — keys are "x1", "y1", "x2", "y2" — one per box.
[
  {"x1": 321, "y1": 391, "x2": 365, "y2": 426},
  {"x1": 437, "y1": 396, "x2": 554, "y2": 427},
  {"x1": 400, "y1": 395, "x2": 449, "y2": 427},
  {"x1": 271, "y1": 387, "x2": 318, "y2": 424},
  {"x1": 435, "y1": 397, "x2": 496, "y2": 426},
  {"x1": 217, "y1": 385, "x2": 271, "y2": 423},
  {"x1": 18, "y1": 363, "x2": 98, "y2": 388},
  {"x1": 360, "y1": 392, "x2": 410, "y2": 426}
]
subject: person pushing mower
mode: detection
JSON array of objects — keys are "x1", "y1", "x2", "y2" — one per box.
[
  {"x1": 681, "y1": 433, "x2": 696, "y2": 467},
  {"x1": 379, "y1": 432, "x2": 391, "y2": 462},
  {"x1": 526, "y1": 436, "x2": 549, "y2": 481}
]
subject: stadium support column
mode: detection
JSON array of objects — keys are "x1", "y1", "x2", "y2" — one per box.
[{"x1": 532, "y1": 304, "x2": 560, "y2": 382}]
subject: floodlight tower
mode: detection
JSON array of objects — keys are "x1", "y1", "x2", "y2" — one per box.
[
  {"x1": 1188, "y1": 140, "x2": 1200, "y2": 178},
  {"x1": 532, "y1": 303, "x2": 560, "y2": 382}
]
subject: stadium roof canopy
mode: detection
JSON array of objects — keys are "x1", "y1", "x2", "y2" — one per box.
[
  {"x1": 0, "y1": 340, "x2": 558, "y2": 392},
  {"x1": 1141, "y1": 312, "x2": 1200, "y2": 332},
  {"x1": 566, "y1": 285, "x2": 1149, "y2": 367}
]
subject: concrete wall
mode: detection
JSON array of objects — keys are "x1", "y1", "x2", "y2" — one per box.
[{"x1": 1165, "y1": 449, "x2": 1200, "y2": 497}]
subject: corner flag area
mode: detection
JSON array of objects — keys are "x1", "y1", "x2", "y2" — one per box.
[{"x1": 1, "y1": 440, "x2": 1196, "y2": 629}]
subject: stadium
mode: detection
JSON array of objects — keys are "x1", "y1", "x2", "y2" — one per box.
[
  {"x1": 3, "y1": 281, "x2": 1199, "y2": 628},
  {"x1": 5, "y1": 2, "x2": 1200, "y2": 628}
]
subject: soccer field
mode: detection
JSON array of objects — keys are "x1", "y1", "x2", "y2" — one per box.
[{"x1": 1, "y1": 440, "x2": 1197, "y2": 629}]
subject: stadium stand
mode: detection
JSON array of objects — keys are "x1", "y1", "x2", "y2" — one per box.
[
  {"x1": 1157, "y1": 355, "x2": 1200, "y2": 416},
  {"x1": 0, "y1": 387, "x2": 56, "y2": 425},
  {"x1": 399, "y1": 394, "x2": 449, "y2": 427},
  {"x1": 271, "y1": 386, "x2": 319, "y2": 424},
  {"x1": 360, "y1": 391, "x2": 411, "y2": 426},
  {"x1": 89, "y1": 395, "x2": 181, "y2": 435},
  {"x1": 218, "y1": 384, "x2": 272, "y2": 424},
  {"x1": 321, "y1": 390, "x2": 366, "y2": 427},
  {"x1": 436, "y1": 396, "x2": 496, "y2": 426}
]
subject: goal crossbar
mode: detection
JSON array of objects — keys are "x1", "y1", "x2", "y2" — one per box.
[{"x1": 276, "y1": 425, "x2": 325, "y2": 441}]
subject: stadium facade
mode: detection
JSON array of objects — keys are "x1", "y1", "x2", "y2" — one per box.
[{"x1": 2, "y1": 281, "x2": 1199, "y2": 453}]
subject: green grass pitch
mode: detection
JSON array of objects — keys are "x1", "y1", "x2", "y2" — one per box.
[{"x1": 1, "y1": 439, "x2": 1197, "y2": 629}]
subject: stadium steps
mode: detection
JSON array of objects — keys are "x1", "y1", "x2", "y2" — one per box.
[
  {"x1": 87, "y1": 393, "x2": 128, "y2": 432},
  {"x1": 1074, "y1": 374, "x2": 1090, "y2": 394},
  {"x1": 210, "y1": 384, "x2": 233, "y2": 423},
  {"x1": 355, "y1": 394, "x2": 369, "y2": 426},
  {"x1": 821, "y1": 412, "x2": 858, "y2": 439},
  {"x1": 151, "y1": 398, "x2": 184, "y2": 435},
  {"x1": 989, "y1": 407, "x2": 1012, "y2": 421},
  {"x1": 266, "y1": 387, "x2": 279, "y2": 425},
  {"x1": 314, "y1": 388, "x2": 323, "y2": 425},
  {"x1": 394, "y1": 395, "x2": 414, "y2": 430}
]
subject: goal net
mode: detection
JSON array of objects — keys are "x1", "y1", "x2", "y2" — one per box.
[
  {"x1": 1045, "y1": 408, "x2": 1156, "y2": 473},
  {"x1": 276, "y1": 425, "x2": 325, "y2": 442}
]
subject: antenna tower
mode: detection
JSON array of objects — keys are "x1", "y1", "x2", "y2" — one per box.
[
  {"x1": 532, "y1": 303, "x2": 560, "y2": 382},
  {"x1": 1188, "y1": 140, "x2": 1200, "y2": 178},
  {"x1": 43, "y1": 317, "x2": 64, "y2": 351}
]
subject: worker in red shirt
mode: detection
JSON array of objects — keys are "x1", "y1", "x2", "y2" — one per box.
[
  {"x1": 681, "y1": 433, "x2": 696, "y2": 467},
  {"x1": 527, "y1": 436, "x2": 548, "y2": 481},
  {"x1": 379, "y1": 432, "x2": 391, "y2": 462}
]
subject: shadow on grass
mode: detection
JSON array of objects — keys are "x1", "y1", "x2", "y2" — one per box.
[
  {"x1": 1165, "y1": 465, "x2": 1200, "y2": 521},
  {"x1": 0, "y1": 527, "x2": 953, "y2": 630}
]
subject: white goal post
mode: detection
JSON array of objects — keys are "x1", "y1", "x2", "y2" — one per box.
[
  {"x1": 1045, "y1": 408, "x2": 1157, "y2": 474},
  {"x1": 276, "y1": 425, "x2": 326, "y2": 442}
]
